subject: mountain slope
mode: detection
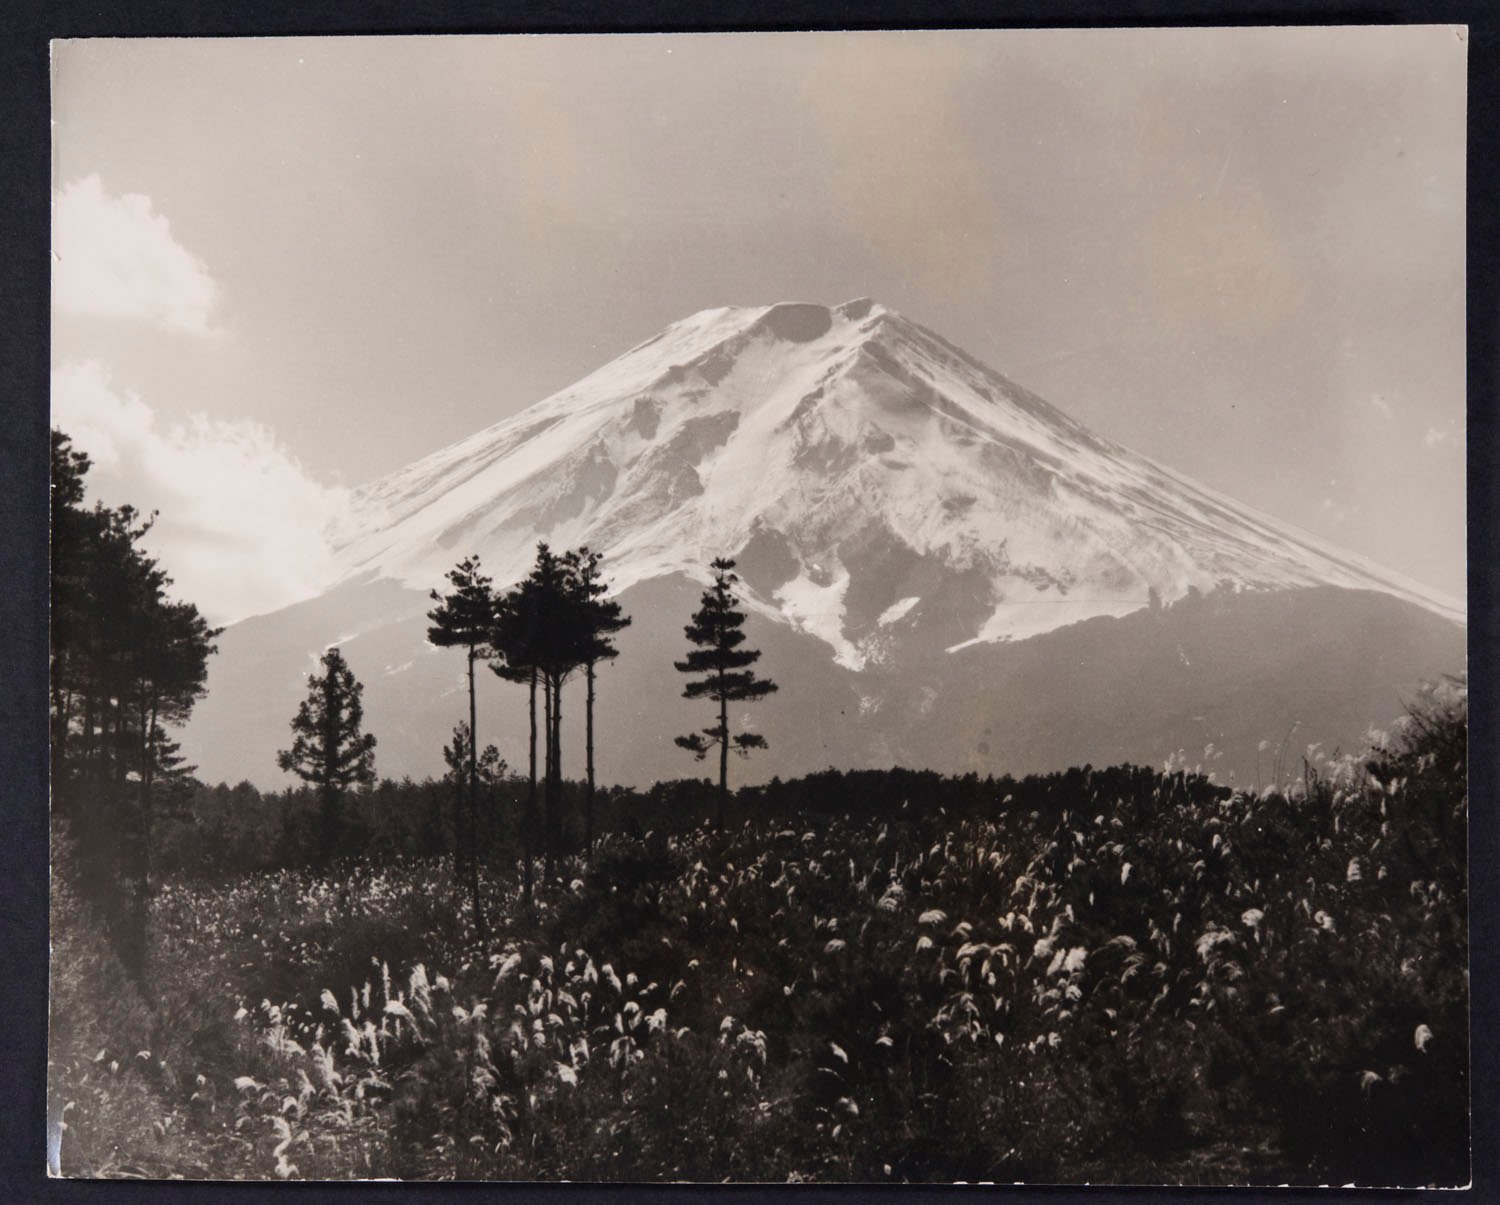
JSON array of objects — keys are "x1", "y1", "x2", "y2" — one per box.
[
  {"x1": 182, "y1": 299, "x2": 1464, "y2": 789},
  {"x1": 328, "y1": 298, "x2": 1459, "y2": 671},
  {"x1": 185, "y1": 576, "x2": 1462, "y2": 792}
]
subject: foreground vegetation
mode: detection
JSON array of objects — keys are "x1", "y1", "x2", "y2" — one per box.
[{"x1": 49, "y1": 677, "x2": 1468, "y2": 1184}]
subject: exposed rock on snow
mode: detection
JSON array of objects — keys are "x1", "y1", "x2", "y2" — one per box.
[{"x1": 328, "y1": 299, "x2": 1462, "y2": 663}]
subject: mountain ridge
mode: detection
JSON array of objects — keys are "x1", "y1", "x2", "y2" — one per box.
[{"x1": 326, "y1": 298, "x2": 1460, "y2": 671}]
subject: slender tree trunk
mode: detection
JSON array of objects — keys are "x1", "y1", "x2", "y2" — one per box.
[
  {"x1": 135, "y1": 695, "x2": 151, "y2": 900},
  {"x1": 115, "y1": 691, "x2": 153, "y2": 986},
  {"x1": 125, "y1": 696, "x2": 158, "y2": 988},
  {"x1": 585, "y1": 660, "x2": 596, "y2": 858},
  {"x1": 114, "y1": 694, "x2": 128, "y2": 787},
  {"x1": 79, "y1": 657, "x2": 112, "y2": 896},
  {"x1": 320, "y1": 786, "x2": 341, "y2": 871},
  {"x1": 321, "y1": 670, "x2": 339, "y2": 869},
  {"x1": 718, "y1": 689, "x2": 729, "y2": 830},
  {"x1": 145, "y1": 700, "x2": 158, "y2": 870},
  {"x1": 550, "y1": 674, "x2": 563, "y2": 882},
  {"x1": 523, "y1": 668, "x2": 536, "y2": 907},
  {"x1": 101, "y1": 692, "x2": 116, "y2": 796},
  {"x1": 464, "y1": 647, "x2": 486, "y2": 940},
  {"x1": 103, "y1": 690, "x2": 122, "y2": 836},
  {"x1": 80, "y1": 664, "x2": 97, "y2": 779},
  {"x1": 450, "y1": 733, "x2": 465, "y2": 876},
  {"x1": 138, "y1": 696, "x2": 152, "y2": 817},
  {"x1": 141, "y1": 700, "x2": 157, "y2": 976},
  {"x1": 466, "y1": 646, "x2": 477, "y2": 863},
  {"x1": 543, "y1": 674, "x2": 554, "y2": 884}
]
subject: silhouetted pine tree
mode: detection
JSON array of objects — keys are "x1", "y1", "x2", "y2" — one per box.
[
  {"x1": 489, "y1": 627, "x2": 539, "y2": 904},
  {"x1": 540, "y1": 549, "x2": 591, "y2": 881},
  {"x1": 428, "y1": 556, "x2": 497, "y2": 938},
  {"x1": 493, "y1": 543, "x2": 592, "y2": 887},
  {"x1": 277, "y1": 647, "x2": 377, "y2": 869},
  {"x1": 49, "y1": 428, "x2": 220, "y2": 982},
  {"x1": 427, "y1": 557, "x2": 496, "y2": 866},
  {"x1": 492, "y1": 547, "x2": 553, "y2": 902},
  {"x1": 117, "y1": 596, "x2": 219, "y2": 976},
  {"x1": 569, "y1": 548, "x2": 630, "y2": 857},
  {"x1": 674, "y1": 558, "x2": 778, "y2": 827},
  {"x1": 50, "y1": 429, "x2": 94, "y2": 799}
]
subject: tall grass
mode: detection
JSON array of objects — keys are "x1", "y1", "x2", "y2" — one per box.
[{"x1": 49, "y1": 679, "x2": 1467, "y2": 1183}]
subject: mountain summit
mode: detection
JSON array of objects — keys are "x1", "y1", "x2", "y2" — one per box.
[
  {"x1": 330, "y1": 298, "x2": 1459, "y2": 670},
  {"x1": 185, "y1": 301, "x2": 1465, "y2": 789}
]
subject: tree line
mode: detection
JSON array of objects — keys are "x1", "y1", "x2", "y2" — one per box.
[
  {"x1": 148, "y1": 761, "x2": 1232, "y2": 885},
  {"x1": 284, "y1": 548, "x2": 779, "y2": 933},
  {"x1": 49, "y1": 430, "x2": 220, "y2": 981}
]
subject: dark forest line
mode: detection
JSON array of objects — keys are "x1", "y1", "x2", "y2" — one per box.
[{"x1": 151, "y1": 761, "x2": 1227, "y2": 880}]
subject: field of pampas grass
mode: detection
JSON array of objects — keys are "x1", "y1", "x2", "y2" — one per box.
[{"x1": 48, "y1": 680, "x2": 1469, "y2": 1185}]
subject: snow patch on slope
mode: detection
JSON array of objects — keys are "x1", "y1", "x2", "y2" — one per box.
[
  {"x1": 327, "y1": 297, "x2": 1462, "y2": 667},
  {"x1": 775, "y1": 568, "x2": 864, "y2": 670},
  {"x1": 948, "y1": 592, "x2": 1143, "y2": 652},
  {"x1": 878, "y1": 596, "x2": 921, "y2": 626}
]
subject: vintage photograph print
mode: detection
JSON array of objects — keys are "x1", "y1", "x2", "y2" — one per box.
[{"x1": 48, "y1": 28, "x2": 1468, "y2": 1184}]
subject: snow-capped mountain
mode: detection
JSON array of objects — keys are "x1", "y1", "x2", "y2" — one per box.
[
  {"x1": 328, "y1": 298, "x2": 1459, "y2": 668},
  {"x1": 182, "y1": 300, "x2": 1464, "y2": 791}
]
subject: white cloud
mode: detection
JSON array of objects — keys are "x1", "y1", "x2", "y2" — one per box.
[
  {"x1": 53, "y1": 174, "x2": 220, "y2": 335},
  {"x1": 1368, "y1": 393, "x2": 1394, "y2": 420},
  {"x1": 52, "y1": 361, "x2": 350, "y2": 625},
  {"x1": 1423, "y1": 425, "x2": 1458, "y2": 449}
]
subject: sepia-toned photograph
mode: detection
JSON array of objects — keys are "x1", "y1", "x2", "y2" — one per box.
[{"x1": 47, "y1": 27, "x2": 1468, "y2": 1184}]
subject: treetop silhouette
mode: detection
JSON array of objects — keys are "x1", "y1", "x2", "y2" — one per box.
[{"x1": 674, "y1": 557, "x2": 778, "y2": 826}]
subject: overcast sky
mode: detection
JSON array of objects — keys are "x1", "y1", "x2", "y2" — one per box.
[{"x1": 51, "y1": 28, "x2": 1467, "y2": 624}]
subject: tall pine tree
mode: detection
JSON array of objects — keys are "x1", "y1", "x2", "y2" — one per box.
[
  {"x1": 277, "y1": 647, "x2": 377, "y2": 868},
  {"x1": 490, "y1": 586, "x2": 539, "y2": 905},
  {"x1": 569, "y1": 548, "x2": 630, "y2": 857},
  {"x1": 674, "y1": 558, "x2": 778, "y2": 827},
  {"x1": 492, "y1": 543, "x2": 593, "y2": 887},
  {"x1": 428, "y1": 556, "x2": 497, "y2": 937},
  {"x1": 50, "y1": 430, "x2": 94, "y2": 798},
  {"x1": 50, "y1": 428, "x2": 220, "y2": 982},
  {"x1": 491, "y1": 546, "x2": 556, "y2": 897}
]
